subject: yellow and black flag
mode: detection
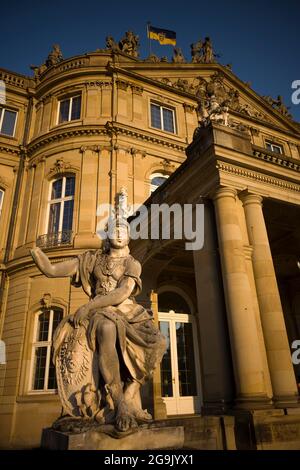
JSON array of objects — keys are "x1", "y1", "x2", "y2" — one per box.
[{"x1": 148, "y1": 25, "x2": 176, "y2": 46}]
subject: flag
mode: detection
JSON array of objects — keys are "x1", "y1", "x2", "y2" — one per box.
[{"x1": 148, "y1": 26, "x2": 176, "y2": 46}]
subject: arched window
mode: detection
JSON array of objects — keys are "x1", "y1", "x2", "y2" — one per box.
[
  {"x1": 150, "y1": 172, "x2": 169, "y2": 194},
  {"x1": 30, "y1": 308, "x2": 63, "y2": 391},
  {"x1": 0, "y1": 189, "x2": 4, "y2": 218},
  {"x1": 46, "y1": 175, "x2": 75, "y2": 246},
  {"x1": 158, "y1": 291, "x2": 191, "y2": 314}
]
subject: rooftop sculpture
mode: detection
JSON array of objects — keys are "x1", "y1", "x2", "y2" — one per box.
[
  {"x1": 263, "y1": 95, "x2": 292, "y2": 119},
  {"x1": 31, "y1": 44, "x2": 63, "y2": 80},
  {"x1": 190, "y1": 36, "x2": 217, "y2": 63},
  {"x1": 106, "y1": 31, "x2": 140, "y2": 58}
]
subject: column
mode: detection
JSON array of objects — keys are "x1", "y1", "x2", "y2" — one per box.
[
  {"x1": 193, "y1": 202, "x2": 234, "y2": 412},
  {"x1": 213, "y1": 187, "x2": 270, "y2": 407},
  {"x1": 240, "y1": 192, "x2": 298, "y2": 405}
]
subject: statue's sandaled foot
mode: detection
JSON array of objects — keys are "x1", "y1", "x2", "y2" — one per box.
[
  {"x1": 133, "y1": 408, "x2": 152, "y2": 423},
  {"x1": 125, "y1": 398, "x2": 152, "y2": 423},
  {"x1": 115, "y1": 401, "x2": 138, "y2": 432}
]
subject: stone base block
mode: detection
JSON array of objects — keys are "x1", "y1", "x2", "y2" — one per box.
[
  {"x1": 154, "y1": 416, "x2": 234, "y2": 450},
  {"x1": 234, "y1": 408, "x2": 300, "y2": 450},
  {"x1": 253, "y1": 409, "x2": 300, "y2": 450},
  {"x1": 41, "y1": 424, "x2": 184, "y2": 450}
]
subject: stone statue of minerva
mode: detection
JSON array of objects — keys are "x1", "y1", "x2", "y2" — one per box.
[{"x1": 30, "y1": 189, "x2": 166, "y2": 433}]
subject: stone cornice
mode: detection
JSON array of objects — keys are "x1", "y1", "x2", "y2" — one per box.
[
  {"x1": 216, "y1": 160, "x2": 300, "y2": 193},
  {"x1": 0, "y1": 142, "x2": 21, "y2": 156},
  {"x1": 27, "y1": 126, "x2": 107, "y2": 155},
  {"x1": 106, "y1": 123, "x2": 186, "y2": 150},
  {"x1": 252, "y1": 146, "x2": 300, "y2": 174},
  {"x1": 27, "y1": 123, "x2": 187, "y2": 156},
  {"x1": 85, "y1": 80, "x2": 112, "y2": 88}
]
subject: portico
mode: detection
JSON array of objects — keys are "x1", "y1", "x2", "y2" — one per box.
[{"x1": 131, "y1": 122, "x2": 300, "y2": 449}]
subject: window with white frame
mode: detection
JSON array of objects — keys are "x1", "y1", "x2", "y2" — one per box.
[
  {"x1": 266, "y1": 141, "x2": 283, "y2": 154},
  {"x1": 0, "y1": 189, "x2": 4, "y2": 218},
  {"x1": 150, "y1": 172, "x2": 170, "y2": 193},
  {"x1": 47, "y1": 175, "x2": 75, "y2": 237},
  {"x1": 150, "y1": 102, "x2": 176, "y2": 133},
  {"x1": 30, "y1": 308, "x2": 63, "y2": 391},
  {"x1": 58, "y1": 95, "x2": 81, "y2": 123},
  {"x1": 0, "y1": 107, "x2": 17, "y2": 136}
]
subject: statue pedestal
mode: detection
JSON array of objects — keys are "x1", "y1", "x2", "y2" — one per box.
[{"x1": 41, "y1": 424, "x2": 184, "y2": 450}]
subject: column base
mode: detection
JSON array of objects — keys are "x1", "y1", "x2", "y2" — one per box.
[
  {"x1": 234, "y1": 394, "x2": 273, "y2": 410},
  {"x1": 273, "y1": 394, "x2": 300, "y2": 408}
]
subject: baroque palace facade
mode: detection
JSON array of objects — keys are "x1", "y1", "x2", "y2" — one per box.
[{"x1": 1, "y1": 32, "x2": 300, "y2": 449}]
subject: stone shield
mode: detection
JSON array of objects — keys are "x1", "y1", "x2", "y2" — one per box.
[{"x1": 54, "y1": 320, "x2": 100, "y2": 418}]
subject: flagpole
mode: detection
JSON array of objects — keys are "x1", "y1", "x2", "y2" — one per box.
[{"x1": 147, "y1": 21, "x2": 152, "y2": 57}]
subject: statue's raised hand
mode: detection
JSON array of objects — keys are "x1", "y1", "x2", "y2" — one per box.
[
  {"x1": 30, "y1": 246, "x2": 78, "y2": 278},
  {"x1": 30, "y1": 246, "x2": 42, "y2": 265}
]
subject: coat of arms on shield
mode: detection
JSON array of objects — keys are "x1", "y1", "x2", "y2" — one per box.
[{"x1": 53, "y1": 319, "x2": 101, "y2": 419}]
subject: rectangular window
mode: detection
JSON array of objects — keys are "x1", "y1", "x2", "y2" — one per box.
[
  {"x1": 58, "y1": 95, "x2": 81, "y2": 123},
  {"x1": 150, "y1": 103, "x2": 176, "y2": 133},
  {"x1": 0, "y1": 108, "x2": 17, "y2": 136},
  {"x1": 31, "y1": 309, "x2": 63, "y2": 392},
  {"x1": 266, "y1": 141, "x2": 283, "y2": 154},
  {"x1": 41, "y1": 175, "x2": 76, "y2": 247}
]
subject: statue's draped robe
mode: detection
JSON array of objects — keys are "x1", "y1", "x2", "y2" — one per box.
[{"x1": 71, "y1": 250, "x2": 166, "y2": 384}]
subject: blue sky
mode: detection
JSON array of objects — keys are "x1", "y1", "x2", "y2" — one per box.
[{"x1": 1, "y1": 0, "x2": 300, "y2": 120}]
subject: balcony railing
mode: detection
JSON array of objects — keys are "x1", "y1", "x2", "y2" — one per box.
[{"x1": 36, "y1": 230, "x2": 73, "y2": 249}]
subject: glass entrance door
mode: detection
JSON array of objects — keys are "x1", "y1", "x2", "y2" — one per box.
[{"x1": 159, "y1": 309, "x2": 201, "y2": 415}]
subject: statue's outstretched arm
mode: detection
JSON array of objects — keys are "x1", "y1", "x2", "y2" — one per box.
[{"x1": 30, "y1": 246, "x2": 78, "y2": 278}]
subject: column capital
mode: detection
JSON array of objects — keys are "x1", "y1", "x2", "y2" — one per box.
[
  {"x1": 212, "y1": 187, "x2": 237, "y2": 202},
  {"x1": 239, "y1": 190, "x2": 263, "y2": 207}
]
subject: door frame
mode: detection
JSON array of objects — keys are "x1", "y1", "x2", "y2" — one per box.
[{"x1": 157, "y1": 286, "x2": 202, "y2": 415}]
